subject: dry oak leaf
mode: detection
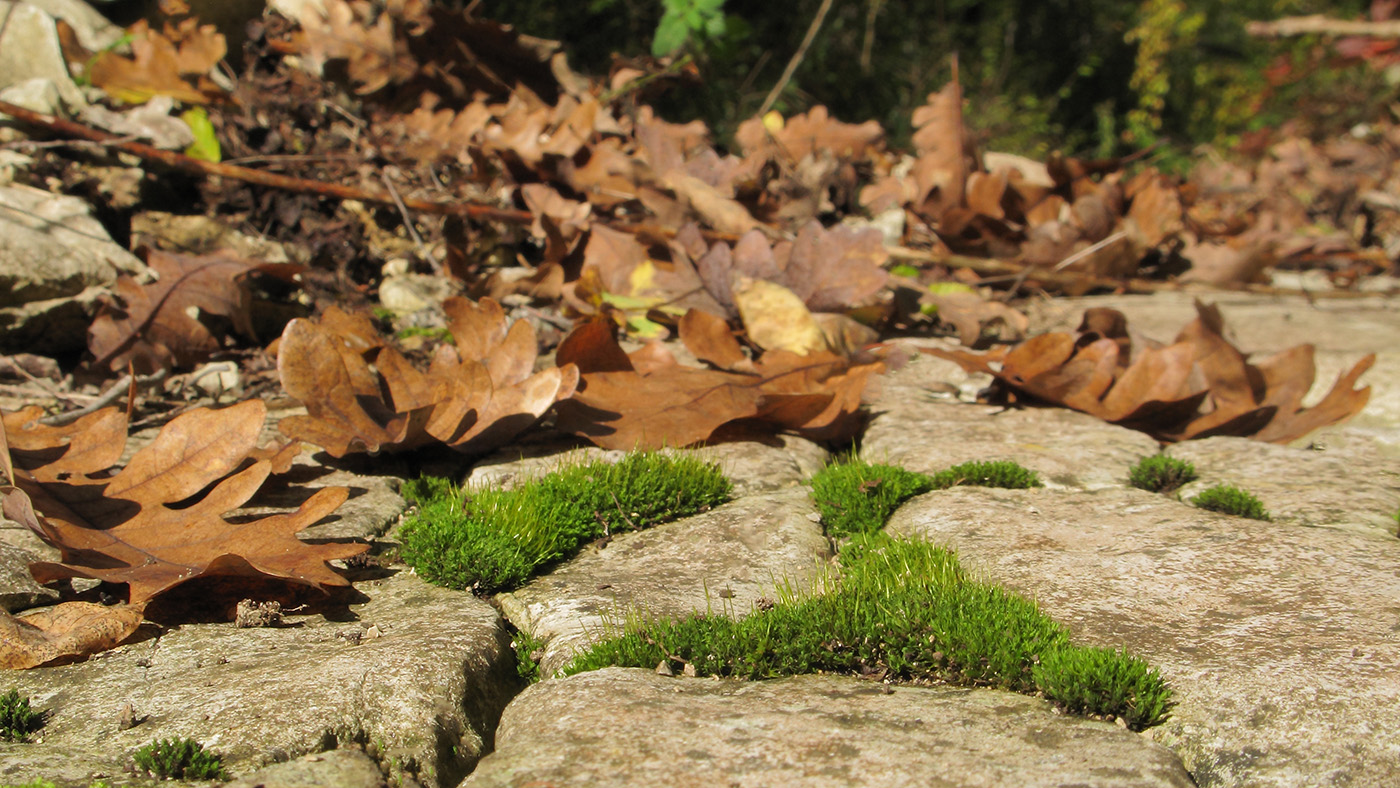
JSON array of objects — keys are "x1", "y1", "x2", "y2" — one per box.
[
  {"x1": 88, "y1": 248, "x2": 286, "y2": 374},
  {"x1": 84, "y1": 18, "x2": 227, "y2": 104},
  {"x1": 734, "y1": 105, "x2": 885, "y2": 163},
  {"x1": 277, "y1": 298, "x2": 577, "y2": 456},
  {"x1": 1, "y1": 400, "x2": 361, "y2": 608},
  {"x1": 554, "y1": 313, "x2": 883, "y2": 449},
  {"x1": 0, "y1": 603, "x2": 145, "y2": 670},
  {"x1": 922, "y1": 301, "x2": 1372, "y2": 443}
]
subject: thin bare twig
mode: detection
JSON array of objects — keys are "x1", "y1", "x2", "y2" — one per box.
[
  {"x1": 1246, "y1": 15, "x2": 1400, "y2": 38},
  {"x1": 758, "y1": 0, "x2": 835, "y2": 117},
  {"x1": 38, "y1": 370, "x2": 167, "y2": 426}
]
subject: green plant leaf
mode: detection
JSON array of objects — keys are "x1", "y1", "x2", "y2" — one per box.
[
  {"x1": 652, "y1": 16, "x2": 690, "y2": 56},
  {"x1": 180, "y1": 107, "x2": 221, "y2": 163}
]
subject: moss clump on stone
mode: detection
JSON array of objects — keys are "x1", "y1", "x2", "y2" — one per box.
[
  {"x1": 1190, "y1": 483, "x2": 1272, "y2": 521},
  {"x1": 0, "y1": 689, "x2": 42, "y2": 742},
  {"x1": 809, "y1": 460, "x2": 935, "y2": 538},
  {"x1": 564, "y1": 533, "x2": 1172, "y2": 730},
  {"x1": 1127, "y1": 455, "x2": 1198, "y2": 493},
  {"x1": 929, "y1": 460, "x2": 1042, "y2": 490},
  {"x1": 132, "y1": 737, "x2": 226, "y2": 780},
  {"x1": 809, "y1": 458, "x2": 1042, "y2": 539},
  {"x1": 400, "y1": 452, "x2": 732, "y2": 593}
]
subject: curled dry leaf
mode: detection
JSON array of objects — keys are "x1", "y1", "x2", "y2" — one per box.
[
  {"x1": 82, "y1": 18, "x2": 228, "y2": 104},
  {"x1": 553, "y1": 311, "x2": 884, "y2": 449},
  {"x1": 923, "y1": 301, "x2": 1371, "y2": 443},
  {"x1": 88, "y1": 249, "x2": 292, "y2": 374},
  {"x1": 277, "y1": 297, "x2": 578, "y2": 456},
  {"x1": 0, "y1": 400, "x2": 361, "y2": 655},
  {"x1": 0, "y1": 603, "x2": 145, "y2": 670}
]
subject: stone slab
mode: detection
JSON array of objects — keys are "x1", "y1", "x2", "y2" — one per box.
[
  {"x1": 887, "y1": 486, "x2": 1400, "y2": 787},
  {"x1": 1167, "y1": 435, "x2": 1400, "y2": 538},
  {"x1": 496, "y1": 488, "x2": 832, "y2": 677},
  {"x1": 460, "y1": 667, "x2": 1195, "y2": 788},
  {"x1": 864, "y1": 352, "x2": 1161, "y2": 490},
  {"x1": 0, "y1": 571, "x2": 517, "y2": 788}
]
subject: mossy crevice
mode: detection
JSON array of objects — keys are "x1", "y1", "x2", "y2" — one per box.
[
  {"x1": 400, "y1": 452, "x2": 733, "y2": 593},
  {"x1": 565, "y1": 457, "x2": 1171, "y2": 731},
  {"x1": 0, "y1": 689, "x2": 42, "y2": 743},
  {"x1": 1190, "y1": 483, "x2": 1272, "y2": 521},
  {"x1": 1128, "y1": 455, "x2": 1198, "y2": 494}
]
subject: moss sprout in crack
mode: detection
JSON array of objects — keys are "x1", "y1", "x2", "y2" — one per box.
[
  {"x1": 1127, "y1": 455, "x2": 1198, "y2": 494},
  {"x1": 132, "y1": 737, "x2": 227, "y2": 781},
  {"x1": 809, "y1": 457, "x2": 1042, "y2": 539},
  {"x1": 400, "y1": 452, "x2": 732, "y2": 593},
  {"x1": 0, "y1": 689, "x2": 42, "y2": 742},
  {"x1": 563, "y1": 533, "x2": 1172, "y2": 731},
  {"x1": 512, "y1": 628, "x2": 546, "y2": 684},
  {"x1": 1190, "y1": 483, "x2": 1272, "y2": 521}
]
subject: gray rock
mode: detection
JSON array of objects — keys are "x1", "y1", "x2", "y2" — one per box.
[
  {"x1": 461, "y1": 667, "x2": 1195, "y2": 788},
  {"x1": 0, "y1": 571, "x2": 518, "y2": 788},
  {"x1": 1168, "y1": 434, "x2": 1400, "y2": 537},
  {"x1": 0, "y1": 184, "x2": 146, "y2": 354},
  {"x1": 0, "y1": 539, "x2": 60, "y2": 612},
  {"x1": 222, "y1": 748, "x2": 387, "y2": 788},
  {"x1": 0, "y1": 2, "x2": 87, "y2": 113},
  {"x1": 496, "y1": 488, "x2": 832, "y2": 677},
  {"x1": 886, "y1": 486, "x2": 1400, "y2": 788},
  {"x1": 19, "y1": 0, "x2": 126, "y2": 51},
  {"x1": 863, "y1": 353, "x2": 1160, "y2": 490}
]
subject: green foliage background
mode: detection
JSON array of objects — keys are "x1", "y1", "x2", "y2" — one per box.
[{"x1": 479, "y1": 0, "x2": 1381, "y2": 156}]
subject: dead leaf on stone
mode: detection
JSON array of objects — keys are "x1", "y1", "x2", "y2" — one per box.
[
  {"x1": 0, "y1": 602, "x2": 145, "y2": 670},
  {"x1": 920, "y1": 290, "x2": 1029, "y2": 347},
  {"x1": 83, "y1": 19, "x2": 227, "y2": 104},
  {"x1": 277, "y1": 298, "x2": 578, "y2": 455},
  {"x1": 5, "y1": 400, "x2": 362, "y2": 607},
  {"x1": 922, "y1": 301, "x2": 1371, "y2": 443}
]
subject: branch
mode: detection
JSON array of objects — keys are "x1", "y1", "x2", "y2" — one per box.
[
  {"x1": 1246, "y1": 15, "x2": 1400, "y2": 38},
  {"x1": 758, "y1": 0, "x2": 835, "y2": 117}
]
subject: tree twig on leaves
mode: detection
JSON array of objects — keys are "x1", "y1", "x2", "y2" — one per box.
[
  {"x1": 1246, "y1": 15, "x2": 1400, "y2": 38},
  {"x1": 758, "y1": 0, "x2": 836, "y2": 117}
]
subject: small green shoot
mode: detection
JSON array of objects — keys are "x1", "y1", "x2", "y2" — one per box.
[
  {"x1": 1128, "y1": 455, "x2": 1198, "y2": 493},
  {"x1": 132, "y1": 737, "x2": 227, "y2": 780},
  {"x1": 395, "y1": 326, "x2": 454, "y2": 343},
  {"x1": 809, "y1": 460, "x2": 934, "y2": 538},
  {"x1": 564, "y1": 533, "x2": 1172, "y2": 730},
  {"x1": 512, "y1": 629, "x2": 546, "y2": 684},
  {"x1": 400, "y1": 452, "x2": 732, "y2": 592},
  {"x1": 0, "y1": 689, "x2": 42, "y2": 742},
  {"x1": 1190, "y1": 484, "x2": 1272, "y2": 521}
]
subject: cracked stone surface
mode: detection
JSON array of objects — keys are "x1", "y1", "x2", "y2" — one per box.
[{"x1": 462, "y1": 667, "x2": 1195, "y2": 788}]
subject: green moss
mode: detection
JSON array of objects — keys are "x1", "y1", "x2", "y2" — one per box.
[
  {"x1": 809, "y1": 460, "x2": 935, "y2": 538},
  {"x1": 563, "y1": 533, "x2": 1172, "y2": 730},
  {"x1": 132, "y1": 737, "x2": 226, "y2": 780},
  {"x1": 809, "y1": 458, "x2": 1042, "y2": 540},
  {"x1": 396, "y1": 326, "x2": 454, "y2": 343},
  {"x1": 400, "y1": 452, "x2": 732, "y2": 592},
  {"x1": 1127, "y1": 455, "x2": 1198, "y2": 493},
  {"x1": 0, "y1": 689, "x2": 42, "y2": 742},
  {"x1": 929, "y1": 460, "x2": 1043, "y2": 490},
  {"x1": 1190, "y1": 484, "x2": 1271, "y2": 521}
]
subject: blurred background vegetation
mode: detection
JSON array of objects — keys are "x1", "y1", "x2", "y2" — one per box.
[{"x1": 476, "y1": 0, "x2": 1389, "y2": 166}]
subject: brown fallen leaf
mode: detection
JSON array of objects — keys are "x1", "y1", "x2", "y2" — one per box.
[
  {"x1": 277, "y1": 298, "x2": 578, "y2": 456},
  {"x1": 922, "y1": 301, "x2": 1371, "y2": 443},
  {"x1": 82, "y1": 18, "x2": 227, "y2": 104},
  {"x1": 731, "y1": 277, "x2": 828, "y2": 354},
  {"x1": 88, "y1": 248, "x2": 289, "y2": 374},
  {"x1": 3, "y1": 400, "x2": 363, "y2": 607},
  {"x1": 0, "y1": 603, "x2": 145, "y2": 670},
  {"x1": 554, "y1": 313, "x2": 884, "y2": 449}
]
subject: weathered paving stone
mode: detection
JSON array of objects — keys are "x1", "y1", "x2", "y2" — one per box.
[
  {"x1": 0, "y1": 539, "x2": 58, "y2": 612},
  {"x1": 863, "y1": 352, "x2": 1160, "y2": 490},
  {"x1": 460, "y1": 667, "x2": 1195, "y2": 788},
  {"x1": 222, "y1": 747, "x2": 388, "y2": 788},
  {"x1": 466, "y1": 435, "x2": 828, "y2": 498},
  {"x1": 495, "y1": 488, "x2": 832, "y2": 677},
  {"x1": 0, "y1": 571, "x2": 518, "y2": 788},
  {"x1": 1167, "y1": 434, "x2": 1400, "y2": 538},
  {"x1": 886, "y1": 486, "x2": 1400, "y2": 788}
]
